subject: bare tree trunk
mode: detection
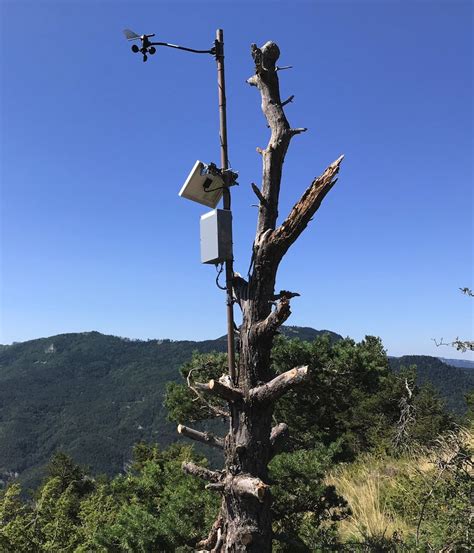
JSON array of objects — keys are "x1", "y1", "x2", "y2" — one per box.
[{"x1": 180, "y1": 41, "x2": 343, "y2": 551}]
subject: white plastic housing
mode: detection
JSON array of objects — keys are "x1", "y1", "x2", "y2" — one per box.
[{"x1": 200, "y1": 209, "x2": 233, "y2": 264}]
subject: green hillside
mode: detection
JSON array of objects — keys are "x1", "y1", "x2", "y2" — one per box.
[
  {"x1": 0, "y1": 332, "x2": 226, "y2": 490},
  {"x1": 389, "y1": 355, "x2": 473, "y2": 414},
  {"x1": 0, "y1": 329, "x2": 471, "y2": 492},
  {"x1": 0, "y1": 328, "x2": 339, "y2": 490}
]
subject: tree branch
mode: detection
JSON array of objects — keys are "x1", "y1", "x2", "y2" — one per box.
[
  {"x1": 289, "y1": 127, "x2": 307, "y2": 135},
  {"x1": 250, "y1": 366, "x2": 310, "y2": 403},
  {"x1": 280, "y1": 94, "x2": 294, "y2": 107},
  {"x1": 177, "y1": 424, "x2": 224, "y2": 449},
  {"x1": 432, "y1": 337, "x2": 474, "y2": 352},
  {"x1": 205, "y1": 482, "x2": 226, "y2": 493},
  {"x1": 251, "y1": 182, "x2": 267, "y2": 206},
  {"x1": 271, "y1": 290, "x2": 300, "y2": 301},
  {"x1": 270, "y1": 422, "x2": 289, "y2": 457},
  {"x1": 197, "y1": 513, "x2": 224, "y2": 551},
  {"x1": 182, "y1": 461, "x2": 221, "y2": 483},
  {"x1": 255, "y1": 297, "x2": 291, "y2": 337},
  {"x1": 459, "y1": 287, "x2": 473, "y2": 297},
  {"x1": 270, "y1": 155, "x2": 343, "y2": 259},
  {"x1": 187, "y1": 367, "x2": 229, "y2": 419},
  {"x1": 194, "y1": 379, "x2": 243, "y2": 402}
]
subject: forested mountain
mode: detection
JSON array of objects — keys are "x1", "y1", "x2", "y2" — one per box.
[
  {"x1": 0, "y1": 329, "x2": 471, "y2": 492},
  {"x1": 389, "y1": 355, "x2": 473, "y2": 414},
  {"x1": 0, "y1": 327, "x2": 339, "y2": 490},
  {"x1": 0, "y1": 331, "x2": 224, "y2": 491},
  {"x1": 439, "y1": 356, "x2": 474, "y2": 371}
]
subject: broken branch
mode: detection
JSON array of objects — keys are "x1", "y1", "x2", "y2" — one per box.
[
  {"x1": 255, "y1": 297, "x2": 291, "y2": 337},
  {"x1": 281, "y1": 94, "x2": 295, "y2": 107},
  {"x1": 250, "y1": 366, "x2": 310, "y2": 403},
  {"x1": 270, "y1": 423, "x2": 289, "y2": 457},
  {"x1": 251, "y1": 182, "x2": 267, "y2": 205},
  {"x1": 206, "y1": 482, "x2": 226, "y2": 492},
  {"x1": 197, "y1": 513, "x2": 224, "y2": 551},
  {"x1": 271, "y1": 290, "x2": 300, "y2": 301},
  {"x1": 289, "y1": 127, "x2": 307, "y2": 135},
  {"x1": 272, "y1": 155, "x2": 344, "y2": 258},
  {"x1": 177, "y1": 424, "x2": 224, "y2": 449}
]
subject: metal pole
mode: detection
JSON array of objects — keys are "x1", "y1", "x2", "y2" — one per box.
[{"x1": 215, "y1": 28, "x2": 236, "y2": 384}]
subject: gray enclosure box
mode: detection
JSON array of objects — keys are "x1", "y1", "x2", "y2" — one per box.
[{"x1": 200, "y1": 209, "x2": 233, "y2": 264}]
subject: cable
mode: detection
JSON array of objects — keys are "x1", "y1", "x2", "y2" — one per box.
[
  {"x1": 204, "y1": 186, "x2": 225, "y2": 193},
  {"x1": 215, "y1": 263, "x2": 226, "y2": 290}
]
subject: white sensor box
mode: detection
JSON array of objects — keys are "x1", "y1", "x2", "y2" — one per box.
[{"x1": 200, "y1": 209, "x2": 233, "y2": 264}]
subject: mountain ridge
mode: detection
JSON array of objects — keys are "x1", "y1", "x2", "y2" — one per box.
[{"x1": 0, "y1": 327, "x2": 471, "y2": 491}]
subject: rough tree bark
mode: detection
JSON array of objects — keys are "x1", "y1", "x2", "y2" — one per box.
[{"x1": 179, "y1": 41, "x2": 343, "y2": 551}]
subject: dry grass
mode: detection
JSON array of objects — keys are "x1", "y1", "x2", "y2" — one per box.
[
  {"x1": 326, "y1": 428, "x2": 473, "y2": 546},
  {"x1": 326, "y1": 462, "x2": 412, "y2": 543}
]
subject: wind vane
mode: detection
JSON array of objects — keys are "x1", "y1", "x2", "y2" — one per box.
[{"x1": 123, "y1": 29, "x2": 215, "y2": 62}]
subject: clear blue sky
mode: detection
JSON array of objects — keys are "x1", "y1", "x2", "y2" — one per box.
[{"x1": 1, "y1": 0, "x2": 472, "y2": 359}]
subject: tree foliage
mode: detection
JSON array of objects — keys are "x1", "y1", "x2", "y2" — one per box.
[
  {"x1": 166, "y1": 335, "x2": 454, "y2": 459},
  {"x1": 0, "y1": 445, "x2": 218, "y2": 552}
]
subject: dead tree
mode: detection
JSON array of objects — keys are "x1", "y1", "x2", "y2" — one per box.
[{"x1": 178, "y1": 41, "x2": 343, "y2": 551}]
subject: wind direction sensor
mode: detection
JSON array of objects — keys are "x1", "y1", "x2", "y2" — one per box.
[
  {"x1": 123, "y1": 29, "x2": 157, "y2": 62},
  {"x1": 123, "y1": 28, "x2": 216, "y2": 62}
]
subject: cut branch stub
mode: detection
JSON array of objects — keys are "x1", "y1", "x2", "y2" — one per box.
[
  {"x1": 206, "y1": 482, "x2": 226, "y2": 492},
  {"x1": 233, "y1": 475, "x2": 269, "y2": 503},
  {"x1": 249, "y1": 366, "x2": 310, "y2": 403},
  {"x1": 187, "y1": 367, "x2": 230, "y2": 419},
  {"x1": 289, "y1": 127, "x2": 308, "y2": 135},
  {"x1": 177, "y1": 424, "x2": 224, "y2": 449},
  {"x1": 194, "y1": 379, "x2": 243, "y2": 403},
  {"x1": 182, "y1": 461, "x2": 221, "y2": 483},
  {"x1": 204, "y1": 474, "x2": 270, "y2": 504}
]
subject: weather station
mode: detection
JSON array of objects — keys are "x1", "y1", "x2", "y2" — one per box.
[{"x1": 123, "y1": 28, "x2": 238, "y2": 382}]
